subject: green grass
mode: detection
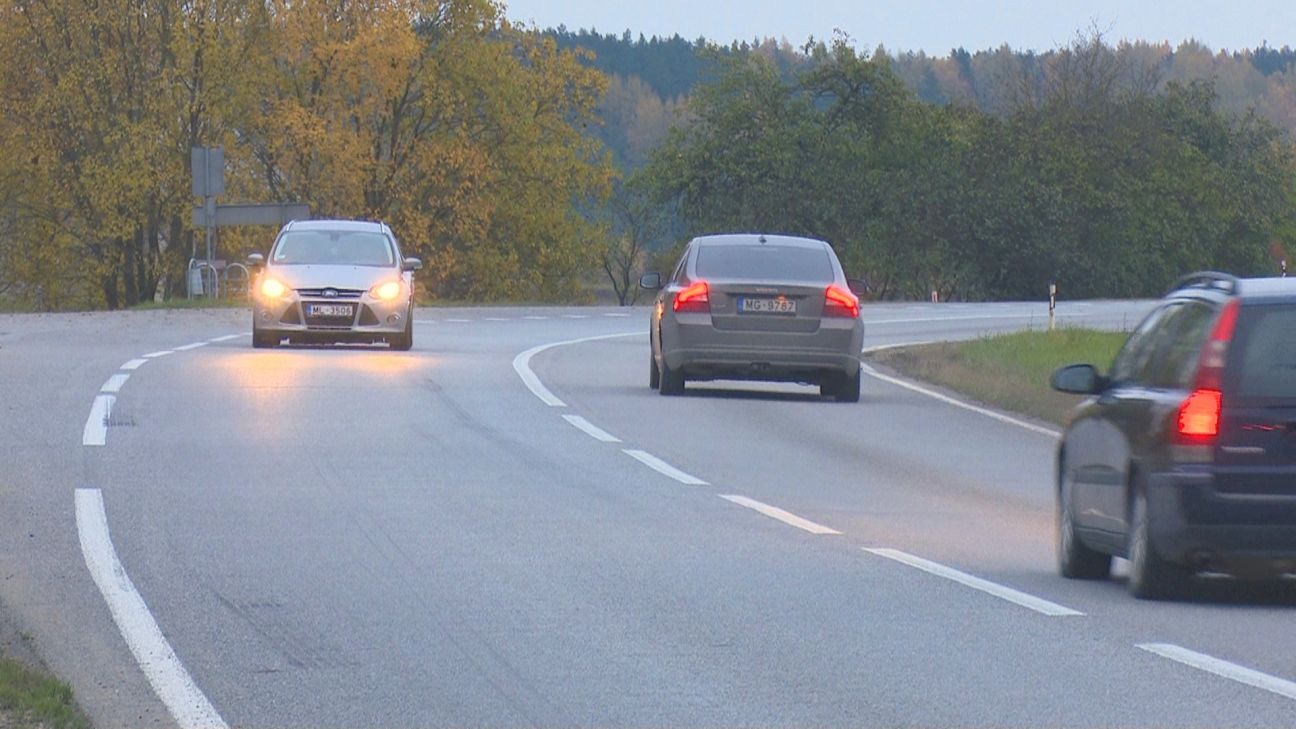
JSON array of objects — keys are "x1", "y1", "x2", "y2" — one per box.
[
  {"x1": 871, "y1": 327, "x2": 1128, "y2": 425},
  {"x1": 0, "y1": 658, "x2": 89, "y2": 729}
]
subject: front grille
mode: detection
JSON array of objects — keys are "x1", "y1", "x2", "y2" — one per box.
[{"x1": 296, "y1": 287, "x2": 364, "y2": 299}]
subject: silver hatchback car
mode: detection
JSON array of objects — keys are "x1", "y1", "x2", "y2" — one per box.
[
  {"x1": 641, "y1": 234, "x2": 866, "y2": 401},
  {"x1": 248, "y1": 220, "x2": 422, "y2": 349}
]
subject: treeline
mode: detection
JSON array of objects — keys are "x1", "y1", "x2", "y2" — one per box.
[
  {"x1": 0, "y1": 1, "x2": 612, "y2": 310},
  {"x1": 636, "y1": 36, "x2": 1296, "y2": 300},
  {"x1": 553, "y1": 28, "x2": 1296, "y2": 172}
]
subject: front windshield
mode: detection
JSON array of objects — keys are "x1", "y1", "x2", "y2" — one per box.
[{"x1": 271, "y1": 231, "x2": 395, "y2": 267}]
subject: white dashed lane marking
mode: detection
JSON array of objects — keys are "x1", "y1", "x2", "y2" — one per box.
[
  {"x1": 719, "y1": 495, "x2": 841, "y2": 535},
  {"x1": 120, "y1": 359, "x2": 148, "y2": 371},
  {"x1": 623, "y1": 449, "x2": 708, "y2": 486},
  {"x1": 100, "y1": 374, "x2": 130, "y2": 394},
  {"x1": 864, "y1": 548, "x2": 1083, "y2": 617},
  {"x1": 561, "y1": 414, "x2": 622, "y2": 443}
]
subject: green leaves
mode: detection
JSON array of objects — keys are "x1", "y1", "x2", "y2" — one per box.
[{"x1": 641, "y1": 38, "x2": 1296, "y2": 300}]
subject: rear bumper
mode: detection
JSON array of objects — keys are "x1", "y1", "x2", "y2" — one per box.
[
  {"x1": 1147, "y1": 470, "x2": 1296, "y2": 573},
  {"x1": 662, "y1": 315, "x2": 863, "y2": 381}
]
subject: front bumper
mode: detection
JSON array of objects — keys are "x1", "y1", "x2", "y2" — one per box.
[
  {"x1": 254, "y1": 294, "x2": 409, "y2": 340},
  {"x1": 1146, "y1": 469, "x2": 1296, "y2": 574}
]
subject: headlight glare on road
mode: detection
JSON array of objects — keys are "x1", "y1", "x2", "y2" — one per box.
[
  {"x1": 260, "y1": 278, "x2": 289, "y2": 299},
  {"x1": 371, "y1": 280, "x2": 402, "y2": 301}
]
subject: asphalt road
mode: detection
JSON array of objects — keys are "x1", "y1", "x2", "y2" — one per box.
[{"x1": 4, "y1": 300, "x2": 1296, "y2": 728}]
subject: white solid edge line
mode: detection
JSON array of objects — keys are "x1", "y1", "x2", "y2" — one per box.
[
  {"x1": 512, "y1": 331, "x2": 639, "y2": 407},
  {"x1": 859, "y1": 362, "x2": 1060, "y2": 438},
  {"x1": 101, "y1": 374, "x2": 130, "y2": 394},
  {"x1": 864, "y1": 312, "x2": 1079, "y2": 325},
  {"x1": 623, "y1": 449, "x2": 708, "y2": 485},
  {"x1": 75, "y1": 489, "x2": 228, "y2": 729},
  {"x1": 1138, "y1": 643, "x2": 1296, "y2": 702},
  {"x1": 561, "y1": 414, "x2": 622, "y2": 443},
  {"x1": 720, "y1": 495, "x2": 841, "y2": 535},
  {"x1": 82, "y1": 394, "x2": 114, "y2": 447},
  {"x1": 209, "y1": 334, "x2": 241, "y2": 343},
  {"x1": 864, "y1": 548, "x2": 1084, "y2": 617},
  {"x1": 860, "y1": 341, "x2": 936, "y2": 354},
  {"x1": 121, "y1": 359, "x2": 148, "y2": 371},
  {"x1": 142, "y1": 350, "x2": 174, "y2": 359},
  {"x1": 174, "y1": 342, "x2": 207, "y2": 352}
]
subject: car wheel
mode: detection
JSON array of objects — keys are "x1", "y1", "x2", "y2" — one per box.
[
  {"x1": 1127, "y1": 488, "x2": 1191, "y2": 600},
  {"x1": 834, "y1": 368, "x2": 861, "y2": 403},
  {"x1": 390, "y1": 313, "x2": 413, "y2": 351},
  {"x1": 659, "y1": 359, "x2": 685, "y2": 396},
  {"x1": 649, "y1": 354, "x2": 660, "y2": 389},
  {"x1": 1057, "y1": 468, "x2": 1111, "y2": 579}
]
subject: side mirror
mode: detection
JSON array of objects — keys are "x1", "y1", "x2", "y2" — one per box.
[
  {"x1": 639, "y1": 272, "x2": 662, "y2": 290},
  {"x1": 847, "y1": 277, "x2": 870, "y2": 296},
  {"x1": 1051, "y1": 364, "x2": 1104, "y2": 395},
  {"x1": 402, "y1": 257, "x2": 423, "y2": 272},
  {"x1": 246, "y1": 252, "x2": 265, "y2": 268}
]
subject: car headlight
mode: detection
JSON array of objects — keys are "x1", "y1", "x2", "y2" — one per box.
[
  {"x1": 370, "y1": 281, "x2": 402, "y2": 301},
  {"x1": 260, "y1": 278, "x2": 289, "y2": 299}
]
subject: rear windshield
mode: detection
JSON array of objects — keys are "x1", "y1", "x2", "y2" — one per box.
[
  {"x1": 271, "y1": 231, "x2": 395, "y2": 267},
  {"x1": 1232, "y1": 305, "x2": 1296, "y2": 398},
  {"x1": 695, "y1": 245, "x2": 834, "y2": 283}
]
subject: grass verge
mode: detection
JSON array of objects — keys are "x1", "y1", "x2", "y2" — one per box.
[
  {"x1": 870, "y1": 328, "x2": 1128, "y2": 426},
  {"x1": 0, "y1": 658, "x2": 89, "y2": 729}
]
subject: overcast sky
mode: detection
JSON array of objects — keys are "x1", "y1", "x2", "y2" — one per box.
[{"x1": 503, "y1": 1, "x2": 1296, "y2": 54}]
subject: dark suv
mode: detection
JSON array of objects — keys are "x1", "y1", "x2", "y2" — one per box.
[{"x1": 1051, "y1": 272, "x2": 1296, "y2": 599}]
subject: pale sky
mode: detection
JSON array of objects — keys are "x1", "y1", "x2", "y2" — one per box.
[{"x1": 502, "y1": 1, "x2": 1296, "y2": 54}]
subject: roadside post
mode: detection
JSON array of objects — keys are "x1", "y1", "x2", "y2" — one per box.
[
  {"x1": 190, "y1": 146, "x2": 310, "y2": 299},
  {"x1": 1283, "y1": 259, "x2": 1288, "y2": 278},
  {"x1": 1048, "y1": 283, "x2": 1057, "y2": 331}
]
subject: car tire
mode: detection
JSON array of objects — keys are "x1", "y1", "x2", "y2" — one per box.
[
  {"x1": 659, "y1": 359, "x2": 685, "y2": 396},
  {"x1": 1057, "y1": 468, "x2": 1112, "y2": 579},
  {"x1": 252, "y1": 329, "x2": 277, "y2": 349},
  {"x1": 390, "y1": 313, "x2": 413, "y2": 351},
  {"x1": 829, "y1": 369, "x2": 861, "y2": 403},
  {"x1": 1127, "y1": 488, "x2": 1191, "y2": 600},
  {"x1": 649, "y1": 354, "x2": 660, "y2": 389}
]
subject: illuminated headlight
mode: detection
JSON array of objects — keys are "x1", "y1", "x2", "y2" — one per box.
[
  {"x1": 260, "y1": 278, "x2": 289, "y2": 299},
  {"x1": 370, "y1": 281, "x2": 402, "y2": 301}
]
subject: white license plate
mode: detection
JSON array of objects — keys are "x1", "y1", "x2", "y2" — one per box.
[
  {"x1": 739, "y1": 297, "x2": 796, "y2": 314},
  {"x1": 308, "y1": 304, "x2": 353, "y2": 318}
]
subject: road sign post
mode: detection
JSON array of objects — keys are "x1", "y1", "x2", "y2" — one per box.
[{"x1": 190, "y1": 146, "x2": 307, "y2": 299}]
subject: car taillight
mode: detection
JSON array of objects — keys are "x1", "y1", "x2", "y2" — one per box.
[
  {"x1": 1178, "y1": 388, "x2": 1221, "y2": 437},
  {"x1": 823, "y1": 284, "x2": 859, "y2": 318},
  {"x1": 1177, "y1": 299, "x2": 1239, "y2": 440},
  {"x1": 672, "y1": 281, "x2": 709, "y2": 313}
]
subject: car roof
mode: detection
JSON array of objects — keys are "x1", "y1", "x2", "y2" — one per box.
[
  {"x1": 1169, "y1": 272, "x2": 1296, "y2": 304},
  {"x1": 691, "y1": 233, "x2": 829, "y2": 250},
  {"x1": 1236, "y1": 277, "x2": 1296, "y2": 300},
  {"x1": 283, "y1": 219, "x2": 391, "y2": 234}
]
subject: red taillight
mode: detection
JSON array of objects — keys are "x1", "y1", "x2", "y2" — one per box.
[
  {"x1": 672, "y1": 281, "x2": 709, "y2": 313},
  {"x1": 823, "y1": 284, "x2": 859, "y2": 318},
  {"x1": 1178, "y1": 299, "x2": 1239, "y2": 440},
  {"x1": 1178, "y1": 388, "x2": 1221, "y2": 437}
]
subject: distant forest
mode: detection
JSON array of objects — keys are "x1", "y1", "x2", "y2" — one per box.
[{"x1": 549, "y1": 27, "x2": 1296, "y2": 171}]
